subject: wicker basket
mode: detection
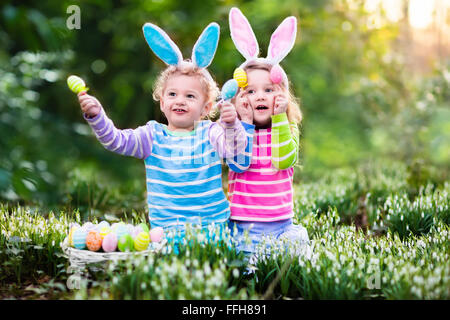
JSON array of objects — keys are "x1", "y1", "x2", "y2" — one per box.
[{"x1": 61, "y1": 236, "x2": 167, "y2": 270}]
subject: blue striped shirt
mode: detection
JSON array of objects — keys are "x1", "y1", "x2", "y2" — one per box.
[{"x1": 84, "y1": 108, "x2": 254, "y2": 232}]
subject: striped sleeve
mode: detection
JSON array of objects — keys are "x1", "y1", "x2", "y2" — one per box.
[
  {"x1": 226, "y1": 121, "x2": 254, "y2": 173},
  {"x1": 83, "y1": 107, "x2": 153, "y2": 159},
  {"x1": 271, "y1": 112, "x2": 299, "y2": 169},
  {"x1": 208, "y1": 118, "x2": 248, "y2": 160}
]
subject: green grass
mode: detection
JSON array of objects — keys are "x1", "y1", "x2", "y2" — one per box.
[{"x1": 0, "y1": 161, "x2": 449, "y2": 300}]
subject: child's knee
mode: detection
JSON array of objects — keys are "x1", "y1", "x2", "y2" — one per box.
[
  {"x1": 296, "y1": 225, "x2": 309, "y2": 243},
  {"x1": 279, "y1": 224, "x2": 309, "y2": 244}
]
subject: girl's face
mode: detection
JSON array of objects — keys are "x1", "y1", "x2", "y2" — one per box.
[
  {"x1": 160, "y1": 74, "x2": 211, "y2": 132},
  {"x1": 244, "y1": 68, "x2": 280, "y2": 127}
]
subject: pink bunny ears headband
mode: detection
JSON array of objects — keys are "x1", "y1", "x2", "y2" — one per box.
[
  {"x1": 229, "y1": 7, "x2": 298, "y2": 89},
  {"x1": 142, "y1": 22, "x2": 220, "y2": 81}
]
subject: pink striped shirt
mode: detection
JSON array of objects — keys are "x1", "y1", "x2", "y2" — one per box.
[{"x1": 228, "y1": 128, "x2": 294, "y2": 222}]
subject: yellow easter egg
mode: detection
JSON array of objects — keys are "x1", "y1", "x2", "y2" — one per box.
[
  {"x1": 99, "y1": 226, "x2": 111, "y2": 239},
  {"x1": 67, "y1": 75, "x2": 88, "y2": 94},
  {"x1": 68, "y1": 226, "x2": 79, "y2": 247},
  {"x1": 233, "y1": 68, "x2": 247, "y2": 88},
  {"x1": 134, "y1": 232, "x2": 150, "y2": 251}
]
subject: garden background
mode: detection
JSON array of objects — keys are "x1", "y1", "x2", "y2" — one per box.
[{"x1": 0, "y1": 0, "x2": 449, "y2": 300}]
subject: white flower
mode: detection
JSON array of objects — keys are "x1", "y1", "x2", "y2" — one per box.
[
  {"x1": 204, "y1": 263, "x2": 211, "y2": 276},
  {"x1": 197, "y1": 233, "x2": 206, "y2": 243},
  {"x1": 195, "y1": 270, "x2": 203, "y2": 279}
]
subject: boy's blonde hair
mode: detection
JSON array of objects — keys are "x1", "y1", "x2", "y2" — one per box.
[
  {"x1": 153, "y1": 60, "x2": 220, "y2": 118},
  {"x1": 244, "y1": 62, "x2": 302, "y2": 125}
]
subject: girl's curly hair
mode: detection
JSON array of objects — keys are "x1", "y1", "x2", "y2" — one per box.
[{"x1": 153, "y1": 61, "x2": 220, "y2": 119}]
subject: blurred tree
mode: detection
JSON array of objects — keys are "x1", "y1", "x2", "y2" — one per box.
[{"x1": 0, "y1": 0, "x2": 448, "y2": 209}]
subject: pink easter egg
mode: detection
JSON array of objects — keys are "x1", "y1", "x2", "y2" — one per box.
[
  {"x1": 270, "y1": 65, "x2": 283, "y2": 84},
  {"x1": 102, "y1": 232, "x2": 118, "y2": 252},
  {"x1": 149, "y1": 227, "x2": 164, "y2": 243}
]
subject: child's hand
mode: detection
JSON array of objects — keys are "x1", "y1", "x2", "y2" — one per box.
[
  {"x1": 273, "y1": 93, "x2": 288, "y2": 115},
  {"x1": 219, "y1": 101, "x2": 237, "y2": 125},
  {"x1": 78, "y1": 92, "x2": 102, "y2": 118},
  {"x1": 235, "y1": 91, "x2": 253, "y2": 124}
]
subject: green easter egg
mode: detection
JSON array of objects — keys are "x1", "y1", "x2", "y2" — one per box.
[
  {"x1": 138, "y1": 223, "x2": 149, "y2": 233},
  {"x1": 117, "y1": 234, "x2": 134, "y2": 252}
]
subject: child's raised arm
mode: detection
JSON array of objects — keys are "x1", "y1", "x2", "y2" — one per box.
[
  {"x1": 227, "y1": 90, "x2": 254, "y2": 172},
  {"x1": 78, "y1": 93, "x2": 153, "y2": 159},
  {"x1": 271, "y1": 109, "x2": 299, "y2": 170},
  {"x1": 209, "y1": 101, "x2": 254, "y2": 172},
  {"x1": 226, "y1": 121, "x2": 254, "y2": 172}
]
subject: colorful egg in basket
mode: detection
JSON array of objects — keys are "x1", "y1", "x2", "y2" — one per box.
[
  {"x1": 139, "y1": 223, "x2": 149, "y2": 233},
  {"x1": 67, "y1": 220, "x2": 163, "y2": 253},
  {"x1": 99, "y1": 226, "x2": 111, "y2": 239},
  {"x1": 83, "y1": 222, "x2": 97, "y2": 233},
  {"x1": 118, "y1": 234, "x2": 134, "y2": 252},
  {"x1": 149, "y1": 227, "x2": 164, "y2": 243},
  {"x1": 134, "y1": 232, "x2": 150, "y2": 251},
  {"x1": 112, "y1": 222, "x2": 126, "y2": 232},
  {"x1": 115, "y1": 224, "x2": 129, "y2": 240},
  {"x1": 86, "y1": 230, "x2": 102, "y2": 252},
  {"x1": 102, "y1": 233, "x2": 118, "y2": 252},
  {"x1": 68, "y1": 225, "x2": 79, "y2": 247},
  {"x1": 72, "y1": 228, "x2": 88, "y2": 250},
  {"x1": 98, "y1": 220, "x2": 110, "y2": 229}
]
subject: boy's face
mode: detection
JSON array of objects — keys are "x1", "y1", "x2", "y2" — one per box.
[
  {"x1": 160, "y1": 74, "x2": 211, "y2": 132},
  {"x1": 244, "y1": 68, "x2": 280, "y2": 127}
]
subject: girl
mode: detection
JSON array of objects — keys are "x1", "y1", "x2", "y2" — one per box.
[
  {"x1": 227, "y1": 8, "x2": 310, "y2": 258},
  {"x1": 77, "y1": 22, "x2": 255, "y2": 250}
]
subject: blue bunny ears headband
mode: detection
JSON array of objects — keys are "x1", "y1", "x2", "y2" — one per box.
[{"x1": 142, "y1": 22, "x2": 220, "y2": 80}]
